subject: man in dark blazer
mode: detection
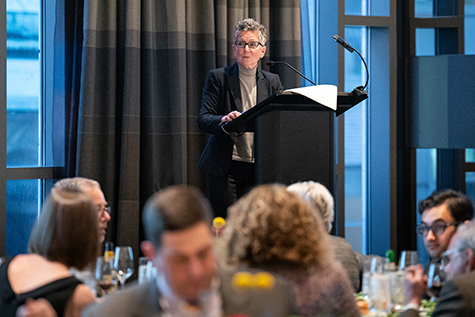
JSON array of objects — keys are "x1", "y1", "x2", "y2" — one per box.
[
  {"x1": 198, "y1": 18, "x2": 283, "y2": 218},
  {"x1": 83, "y1": 185, "x2": 296, "y2": 317},
  {"x1": 401, "y1": 219, "x2": 475, "y2": 317}
]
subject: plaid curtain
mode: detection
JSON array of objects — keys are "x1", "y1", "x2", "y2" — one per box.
[{"x1": 71, "y1": 0, "x2": 301, "y2": 256}]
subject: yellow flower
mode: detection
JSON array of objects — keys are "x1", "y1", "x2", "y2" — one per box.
[
  {"x1": 253, "y1": 272, "x2": 275, "y2": 290},
  {"x1": 213, "y1": 217, "x2": 226, "y2": 229},
  {"x1": 231, "y1": 272, "x2": 252, "y2": 290}
]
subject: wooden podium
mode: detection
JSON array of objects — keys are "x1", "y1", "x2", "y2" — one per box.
[{"x1": 221, "y1": 87, "x2": 367, "y2": 193}]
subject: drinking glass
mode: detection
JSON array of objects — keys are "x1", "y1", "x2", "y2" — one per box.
[
  {"x1": 95, "y1": 256, "x2": 118, "y2": 297},
  {"x1": 362, "y1": 256, "x2": 385, "y2": 299},
  {"x1": 114, "y1": 246, "x2": 134, "y2": 287},
  {"x1": 369, "y1": 272, "x2": 390, "y2": 312},
  {"x1": 398, "y1": 251, "x2": 418, "y2": 270},
  {"x1": 388, "y1": 270, "x2": 406, "y2": 310},
  {"x1": 427, "y1": 262, "x2": 446, "y2": 299}
]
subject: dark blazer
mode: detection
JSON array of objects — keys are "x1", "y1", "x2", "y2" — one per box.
[
  {"x1": 197, "y1": 62, "x2": 283, "y2": 177},
  {"x1": 400, "y1": 270, "x2": 475, "y2": 317},
  {"x1": 82, "y1": 269, "x2": 297, "y2": 317}
]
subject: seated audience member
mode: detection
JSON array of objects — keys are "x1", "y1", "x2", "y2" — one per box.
[
  {"x1": 287, "y1": 181, "x2": 360, "y2": 292},
  {"x1": 223, "y1": 184, "x2": 361, "y2": 317},
  {"x1": 83, "y1": 185, "x2": 297, "y2": 317},
  {"x1": 402, "y1": 219, "x2": 475, "y2": 317},
  {"x1": 54, "y1": 177, "x2": 111, "y2": 243},
  {"x1": 54, "y1": 177, "x2": 111, "y2": 293},
  {"x1": 0, "y1": 187, "x2": 99, "y2": 317},
  {"x1": 417, "y1": 189, "x2": 474, "y2": 273}
]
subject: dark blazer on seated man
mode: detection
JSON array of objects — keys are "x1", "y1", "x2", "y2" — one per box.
[
  {"x1": 82, "y1": 269, "x2": 297, "y2": 317},
  {"x1": 401, "y1": 270, "x2": 475, "y2": 317}
]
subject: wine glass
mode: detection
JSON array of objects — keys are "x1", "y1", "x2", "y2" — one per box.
[
  {"x1": 398, "y1": 251, "x2": 419, "y2": 270},
  {"x1": 95, "y1": 256, "x2": 118, "y2": 297},
  {"x1": 427, "y1": 262, "x2": 446, "y2": 299},
  {"x1": 114, "y1": 246, "x2": 134, "y2": 288}
]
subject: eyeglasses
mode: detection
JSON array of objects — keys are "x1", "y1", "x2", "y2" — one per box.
[
  {"x1": 416, "y1": 220, "x2": 459, "y2": 237},
  {"x1": 234, "y1": 41, "x2": 263, "y2": 49},
  {"x1": 96, "y1": 204, "x2": 111, "y2": 217},
  {"x1": 441, "y1": 247, "x2": 469, "y2": 267}
]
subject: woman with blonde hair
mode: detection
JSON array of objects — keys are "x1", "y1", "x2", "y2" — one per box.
[
  {"x1": 0, "y1": 187, "x2": 99, "y2": 317},
  {"x1": 223, "y1": 184, "x2": 360, "y2": 317}
]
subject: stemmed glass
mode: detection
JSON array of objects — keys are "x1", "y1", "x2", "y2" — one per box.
[
  {"x1": 114, "y1": 246, "x2": 134, "y2": 288},
  {"x1": 427, "y1": 262, "x2": 446, "y2": 299},
  {"x1": 398, "y1": 251, "x2": 419, "y2": 270},
  {"x1": 95, "y1": 256, "x2": 118, "y2": 297}
]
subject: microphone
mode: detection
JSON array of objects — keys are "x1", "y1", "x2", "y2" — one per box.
[
  {"x1": 332, "y1": 34, "x2": 369, "y2": 90},
  {"x1": 332, "y1": 34, "x2": 355, "y2": 53},
  {"x1": 266, "y1": 61, "x2": 317, "y2": 86}
]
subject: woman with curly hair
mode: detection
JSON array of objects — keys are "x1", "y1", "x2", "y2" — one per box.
[{"x1": 223, "y1": 184, "x2": 360, "y2": 317}]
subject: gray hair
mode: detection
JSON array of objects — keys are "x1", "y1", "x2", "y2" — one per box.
[
  {"x1": 54, "y1": 177, "x2": 101, "y2": 191},
  {"x1": 456, "y1": 219, "x2": 475, "y2": 251},
  {"x1": 287, "y1": 181, "x2": 334, "y2": 233},
  {"x1": 233, "y1": 18, "x2": 267, "y2": 45}
]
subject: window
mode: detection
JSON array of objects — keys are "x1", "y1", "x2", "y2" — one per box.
[{"x1": 2, "y1": 0, "x2": 63, "y2": 256}]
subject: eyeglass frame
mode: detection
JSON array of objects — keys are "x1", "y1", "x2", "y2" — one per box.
[
  {"x1": 441, "y1": 247, "x2": 471, "y2": 268},
  {"x1": 234, "y1": 41, "x2": 264, "y2": 49},
  {"x1": 96, "y1": 203, "x2": 111, "y2": 217},
  {"x1": 415, "y1": 220, "x2": 460, "y2": 237}
]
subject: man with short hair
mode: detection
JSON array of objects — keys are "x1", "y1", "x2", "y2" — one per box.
[
  {"x1": 83, "y1": 185, "x2": 297, "y2": 317},
  {"x1": 54, "y1": 177, "x2": 111, "y2": 243},
  {"x1": 402, "y1": 219, "x2": 475, "y2": 317},
  {"x1": 416, "y1": 189, "x2": 473, "y2": 272}
]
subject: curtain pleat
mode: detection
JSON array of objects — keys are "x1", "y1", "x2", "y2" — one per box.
[{"x1": 72, "y1": 0, "x2": 301, "y2": 257}]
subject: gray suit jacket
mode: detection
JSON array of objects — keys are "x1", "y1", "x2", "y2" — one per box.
[
  {"x1": 400, "y1": 270, "x2": 475, "y2": 317},
  {"x1": 82, "y1": 269, "x2": 297, "y2": 317},
  {"x1": 328, "y1": 235, "x2": 360, "y2": 292}
]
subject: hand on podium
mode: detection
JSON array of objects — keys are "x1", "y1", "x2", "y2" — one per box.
[{"x1": 221, "y1": 111, "x2": 242, "y2": 123}]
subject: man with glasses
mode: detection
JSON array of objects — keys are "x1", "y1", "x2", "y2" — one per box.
[
  {"x1": 416, "y1": 189, "x2": 473, "y2": 274},
  {"x1": 54, "y1": 177, "x2": 111, "y2": 243},
  {"x1": 402, "y1": 219, "x2": 475, "y2": 317},
  {"x1": 198, "y1": 18, "x2": 283, "y2": 218}
]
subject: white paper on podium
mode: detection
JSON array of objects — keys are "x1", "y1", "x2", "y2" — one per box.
[{"x1": 283, "y1": 84, "x2": 337, "y2": 111}]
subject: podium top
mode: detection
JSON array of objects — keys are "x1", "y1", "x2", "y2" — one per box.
[{"x1": 221, "y1": 87, "x2": 367, "y2": 133}]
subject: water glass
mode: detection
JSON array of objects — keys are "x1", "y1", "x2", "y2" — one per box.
[
  {"x1": 362, "y1": 256, "x2": 385, "y2": 298},
  {"x1": 138, "y1": 257, "x2": 149, "y2": 284},
  {"x1": 388, "y1": 270, "x2": 406, "y2": 309},
  {"x1": 369, "y1": 273, "x2": 390, "y2": 312}
]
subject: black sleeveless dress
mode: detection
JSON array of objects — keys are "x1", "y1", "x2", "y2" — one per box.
[{"x1": 0, "y1": 256, "x2": 82, "y2": 317}]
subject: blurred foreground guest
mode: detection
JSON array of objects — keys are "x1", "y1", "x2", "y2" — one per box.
[
  {"x1": 223, "y1": 184, "x2": 361, "y2": 317},
  {"x1": 287, "y1": 181, "x2": 360, "y2": 291},
  {"x1": 0, "y1": 187, "x2": 99, "y2": 317},
  {"x1": 83, "y1": 185, "x2": 297, "y2": 317},
  {"x1": 402, "y1": 219, "x2": 475, "y2": 317}
]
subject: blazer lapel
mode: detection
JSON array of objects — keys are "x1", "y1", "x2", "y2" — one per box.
[
  {"x1": 256, "y1": 68, "x2": 268, "y2": 104},
  {"x1": 226, "y1": 63, "x2": 242, "y2": 112}
]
